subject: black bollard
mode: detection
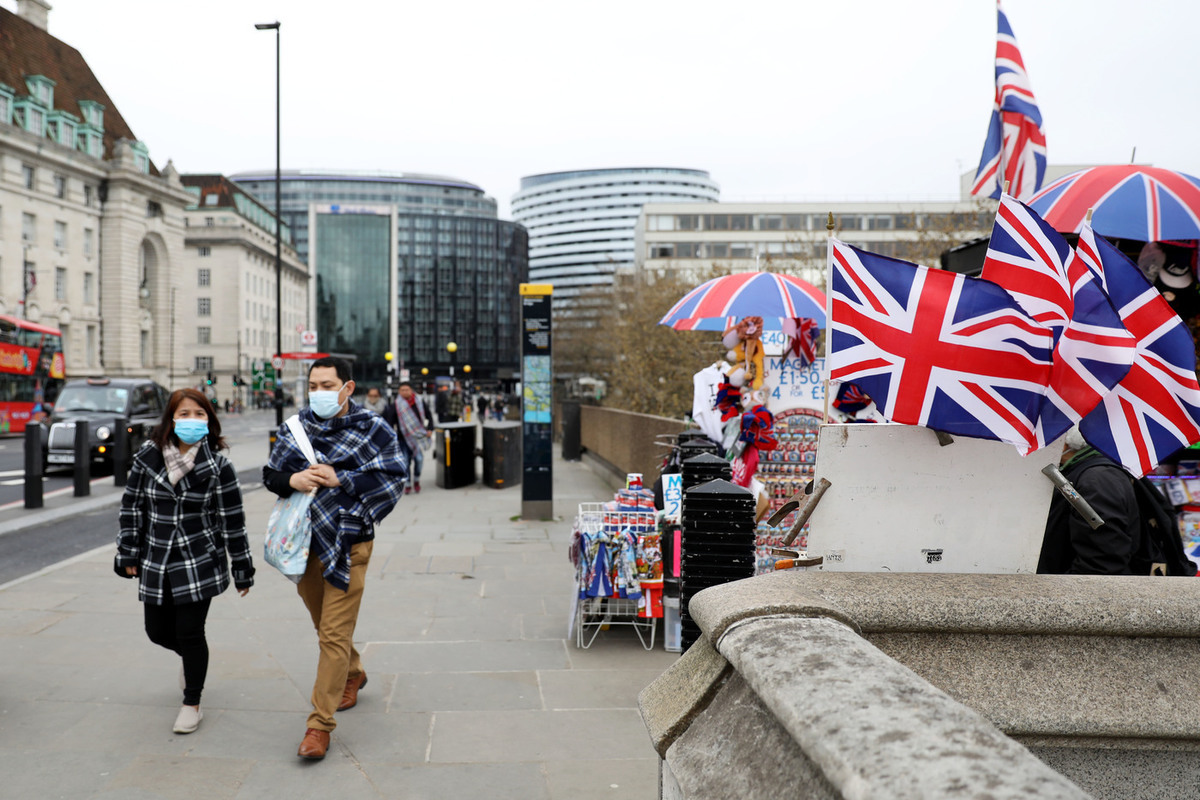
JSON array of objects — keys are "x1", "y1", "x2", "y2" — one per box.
[
  {"x1": 24, "y1": 422, "x2": 44, "y2": 509},
  {"x1": 73, "y1": 422, "x2": 91, "y2": 497},
  {"x1": 112, "y1": 419, "x2": 129, "y2": 487}
]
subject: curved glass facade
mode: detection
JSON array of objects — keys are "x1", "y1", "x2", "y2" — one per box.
[
  {"x1": 511, "y1": 167, "x2": 719, "y2": 302},
  {"x1": 233, "y1": 171, "x2": 527, "y2": 384}
]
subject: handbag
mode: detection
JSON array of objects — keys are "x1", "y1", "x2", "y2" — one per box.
[{"x1": 264, "y1": 415, "x2": 319, "y2": 583}]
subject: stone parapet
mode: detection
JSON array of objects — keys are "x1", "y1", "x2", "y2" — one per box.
[{"x1": 641, "y1": 571, "x2": 1200, "y2": 798}]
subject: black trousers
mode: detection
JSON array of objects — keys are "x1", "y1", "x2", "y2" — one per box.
[{"x1": 144, "y1": 579, "x2": 212, "y2": 706}]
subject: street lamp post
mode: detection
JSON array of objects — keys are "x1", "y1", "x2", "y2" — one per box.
[{"x1": 255, "y1": 19, "x2": 284, "y2": 428}]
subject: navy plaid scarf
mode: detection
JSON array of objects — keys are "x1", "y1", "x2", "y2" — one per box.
[{"x1": 268, "y1": 402, "x2": 408, "y2": 589}]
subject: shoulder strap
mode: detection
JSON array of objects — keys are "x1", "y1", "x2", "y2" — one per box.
[{"x1": 285, "y1": 414, "x2": 319, "y2": 466}]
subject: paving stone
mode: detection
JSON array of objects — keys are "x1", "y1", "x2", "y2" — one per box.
[
  {"x1": 427, "y1": 555, "x2": 474, "y2": 573},
  {"x1": 370, "y1": 640, "x2": 569, "y2": 673},
  {"x1": 367, "y1": 762, "x2": 550, "y2": 799},
  {"x1": 233, "y1": 757, "x2": 381, "y2": 799},
  {"x1": 539, "y1": 668, "x2": 671, "y2": 710},
  {"x1": 544, "y1": 757, "x2": 660, "y2": 800},
  {"x1": 320, "y1": 710, "x2": 433, "y2": 763},
  {"x1": 392, "y1": 671, "x2": 542, "y2": 712},
  {"x1": 418, "y1": 541, "x2": 486, "y2": 557},
  {"x1": 430, "y1": 709, "x2": 650, "y2": 762},
  {"x1": 105, "y1": 753, "x2": 255, "y2": 800},
  {"x1": 424, "y1": 614, "x2": 523, "y2": 642}
]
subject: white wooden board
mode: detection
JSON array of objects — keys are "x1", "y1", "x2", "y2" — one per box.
[{"x1": 806, "y1": 424, "x2": 1060, "y2": 574}]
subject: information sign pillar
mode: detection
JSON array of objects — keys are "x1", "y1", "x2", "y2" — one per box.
[{"x1": 520, "y1": 283, "x2": 553, "y2": 519}]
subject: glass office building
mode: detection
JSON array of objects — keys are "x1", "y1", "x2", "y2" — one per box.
[{"x1": 232, "y1": 170, "x2": 528, "y2": 384}]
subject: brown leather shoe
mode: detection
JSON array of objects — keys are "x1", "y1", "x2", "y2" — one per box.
[
  {"x1": 298, "y1": 727, "x2": 330, "y2": 760},
  {"x1": 338, "y1": 672, "x2": 368, "y2": 711}
]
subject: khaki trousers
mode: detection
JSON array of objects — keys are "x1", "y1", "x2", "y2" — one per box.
[{"x1": 296, "y1": 540, "x2": 372, "y2": 731}]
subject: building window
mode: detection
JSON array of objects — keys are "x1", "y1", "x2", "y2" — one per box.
[
  {"x1": 146, "y1": 201, "x2": 162, "y2": 218},
  {"x1": 140, "y1": 330, "x2": 149, "y2": 366},
  {"x1": 198, "y1": 246, "x2": 211, "y2": 257},
  {"x1": 84, "y1": 228, "x2": 94, "y2": 258},
  {"x1": 83, "y1": 272, "x2": 94, "y2": 304},
  {"x1": 21, "y1": 213, "x2": 35, "y2": 243},
  {"x1": 86, "y1": 325, "x2": 97, "y2": 368},
  {"x1": 198, "y1": 298, "x2": 211, "y2": 316},
  {"x1": 0, "y1": 92, "x2": 10, "y2": 125},
  {"x1": 22, "y1": 164, "x2": 34, "y2": 190},
  {"x1": 198, "y1": 268, "x2": 211, "y2": 287},
  {"x1": 204, "y1": 217, "x2": 214, "y2": 227},
  {"x1": 195, "y1": 355, "x2": 213, "y2": 372},
  {"x1": 54, "y1": 220, "x2": 66, "y2": 250},
  {"x1": 55, "y1": 267, "x2": 67, "y2": 301},
  {"x1": 84, "y1": 185, "x2": 94, "y2": 207},
  {"x1": 198, "y1": 327, "x2": 211, "y2": 345},
  {"x1": 53, "y1": 174, "x2": 66, "y2": 199}
]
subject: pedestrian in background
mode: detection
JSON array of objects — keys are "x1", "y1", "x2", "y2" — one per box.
[
  {"x1": 263, "y1": 356, "x2": 408, "y2": 760},
  {"x1": 114, "y1": 388, "x2": 255, "y2": 735},
  {"x1": 384, "y1": 381, "x2": 434, "y2": 494},
  {"x1": 362, "y1": 386, "x2": 386, "y2": 415}
]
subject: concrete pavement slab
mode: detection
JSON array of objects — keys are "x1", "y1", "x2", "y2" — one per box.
[
  {"x1": 104, "y1": 753, "x2": 256, "y2": 800},
  {"x1": 365, "y1": 762, "x2": 551, "y2": 800},
  {"x1": 429, "y1": 709, "x2": 650, "y2": 762},
  {"x1": 392, "y1": 670, "x2": 543, "y2": 713},
  {"x1": 539, "y1": 667, "x2": 676, "y2": 711},
  {"x1": 367, "y1": 639, "x2": 570, "y2": 673},
  {"x1": 544, "y1": 758, "x2": 659, "y2": 799}
]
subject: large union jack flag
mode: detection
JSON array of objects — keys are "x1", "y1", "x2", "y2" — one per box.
[
  {"x1": 970, "y1": 2, "x2": 1047, "y2": 202},
  {"x1": 982, "y1": 195, "x2": 1135, "y2": 448},
  {"x1": 1075, "y1": 222, "x2": 1200, "y2": 476},
  {"x1": 828, "y1": 240, "x2": 1053, "y2": 453}
]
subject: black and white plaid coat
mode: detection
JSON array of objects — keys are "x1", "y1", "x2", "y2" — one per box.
[{"x1": 115, "y1": 439, "x2": 255, "y2": 605}]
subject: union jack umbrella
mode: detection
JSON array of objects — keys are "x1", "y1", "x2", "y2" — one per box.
[
  {"x1": 1028, "y1": 165, "x2": 1200, "y2": 242},
  {"x1": 659, "y1": 272, "x2": 826, "y2": 332}
]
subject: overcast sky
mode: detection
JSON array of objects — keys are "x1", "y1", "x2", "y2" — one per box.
[{"x1": 25, "y1": 0, "x2": 1200, "y2": 218}]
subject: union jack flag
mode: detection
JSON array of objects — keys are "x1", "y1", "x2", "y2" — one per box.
[
  {"x1": 982, "y1": 195, "x2": 1135, "y2": 448},
  {"x1": 970, "y1": 2, "x2": 1047, "y2": 202},
  {"x1": 832, "y1": 381, "x2": 872, "y2": 415},
  {"x1": 784, "y1": 317, "x2": 820, "y2": 367},
  {"x1": 1075, "y1": 222, "x2": 1200, "y2": 476},
  {"x1": 828, "y1": 240, "x2": 1053, "y2": 453}
]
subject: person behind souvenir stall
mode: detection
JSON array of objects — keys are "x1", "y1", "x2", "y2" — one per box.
[
  {"x1": 114, "y1": 388, "x2": 255, "y2": 736},
  {"x1": 262, "y1": 356, "x2": 408, "y2": 760},
  {"x1": 382, "y1": 381, "x2": 434, "y2": 494}
]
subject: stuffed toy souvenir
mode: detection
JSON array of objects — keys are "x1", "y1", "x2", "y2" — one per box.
[{"x1": 723, "y1": 316, "x2": 766, "y2": 390}]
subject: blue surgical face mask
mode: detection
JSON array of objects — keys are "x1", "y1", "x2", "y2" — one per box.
[
  {"x1": 174, "y1": 419, "x2": 209, "y2": 445},
  {"x1": 309, "y1": 389, "x2": 345, "y2": 419}
]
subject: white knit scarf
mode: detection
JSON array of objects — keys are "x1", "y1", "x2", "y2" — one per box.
[{"x1": 163, "y1": 444, "x2": 199, "y2": 486}]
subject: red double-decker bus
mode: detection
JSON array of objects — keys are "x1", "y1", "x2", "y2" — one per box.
[{"x1": 0, "y1": 315, "x2": 65, "y2": 434}]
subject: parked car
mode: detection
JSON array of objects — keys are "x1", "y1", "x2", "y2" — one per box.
[{"x1": 44, "y1": 377, "x2": 169, "y2": 470}]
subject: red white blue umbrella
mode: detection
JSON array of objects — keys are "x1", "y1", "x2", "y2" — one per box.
[
  {"x1": 1028, "y1": 165, "x2": 1200, "y2": 242},
  {"x1": 659, "y1": 272, "x2": 826, "y2": 331}
]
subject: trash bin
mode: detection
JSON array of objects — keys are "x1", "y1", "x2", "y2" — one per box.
[
  {"x1": 482, "y1": 421, "x2": 522, "y2": 489},
  {"x1": 435, "y1": 422, "x2": 477, "y2": 489},
  {"x1": 561, "y1": 401, "x2": 582, "y2": 461}
]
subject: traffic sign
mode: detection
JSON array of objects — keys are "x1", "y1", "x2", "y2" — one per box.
[
  {"x1": 300, "y1": 330, "x2": 317, "y2": 347},
  {"x1": 272, "y1": 356, "x2": 284, "y2": 370}
]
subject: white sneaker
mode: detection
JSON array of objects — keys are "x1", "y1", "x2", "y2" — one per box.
[{"x1": 173, "y1": 705, "x2": 202, "y2": 734}]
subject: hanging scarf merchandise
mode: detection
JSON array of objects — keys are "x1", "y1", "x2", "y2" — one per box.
[
  {"x1": 713, "y1": 381, "x2": 743, "y2": 422},
  {"x1": 739, "y1": 405, "x2": 777, "y2": 450},
  {"x1": 832, "y1": 381, "x2": 873, "y2": 416}
]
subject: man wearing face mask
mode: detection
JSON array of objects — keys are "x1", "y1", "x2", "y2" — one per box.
[{"x1": 262, "y1": 356, "x2": 408, "y2": 760}]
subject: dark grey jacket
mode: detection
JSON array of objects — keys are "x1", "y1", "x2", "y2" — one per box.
[{"x1": 115, "y1": 440, "x2": 255, "y2": 604}]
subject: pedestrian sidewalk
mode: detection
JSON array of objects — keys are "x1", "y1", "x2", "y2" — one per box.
[{"x1": 0, "y1": 448, "x2": 674, "y2": 799}]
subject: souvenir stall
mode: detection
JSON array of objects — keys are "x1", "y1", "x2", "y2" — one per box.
[{"x1": 569, "y1": 477, "x2": 663, "y2": 649}]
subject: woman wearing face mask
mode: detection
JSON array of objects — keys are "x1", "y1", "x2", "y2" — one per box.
[{"x1": 115, "y1": 388, "x2": 255, "y2": 735}]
